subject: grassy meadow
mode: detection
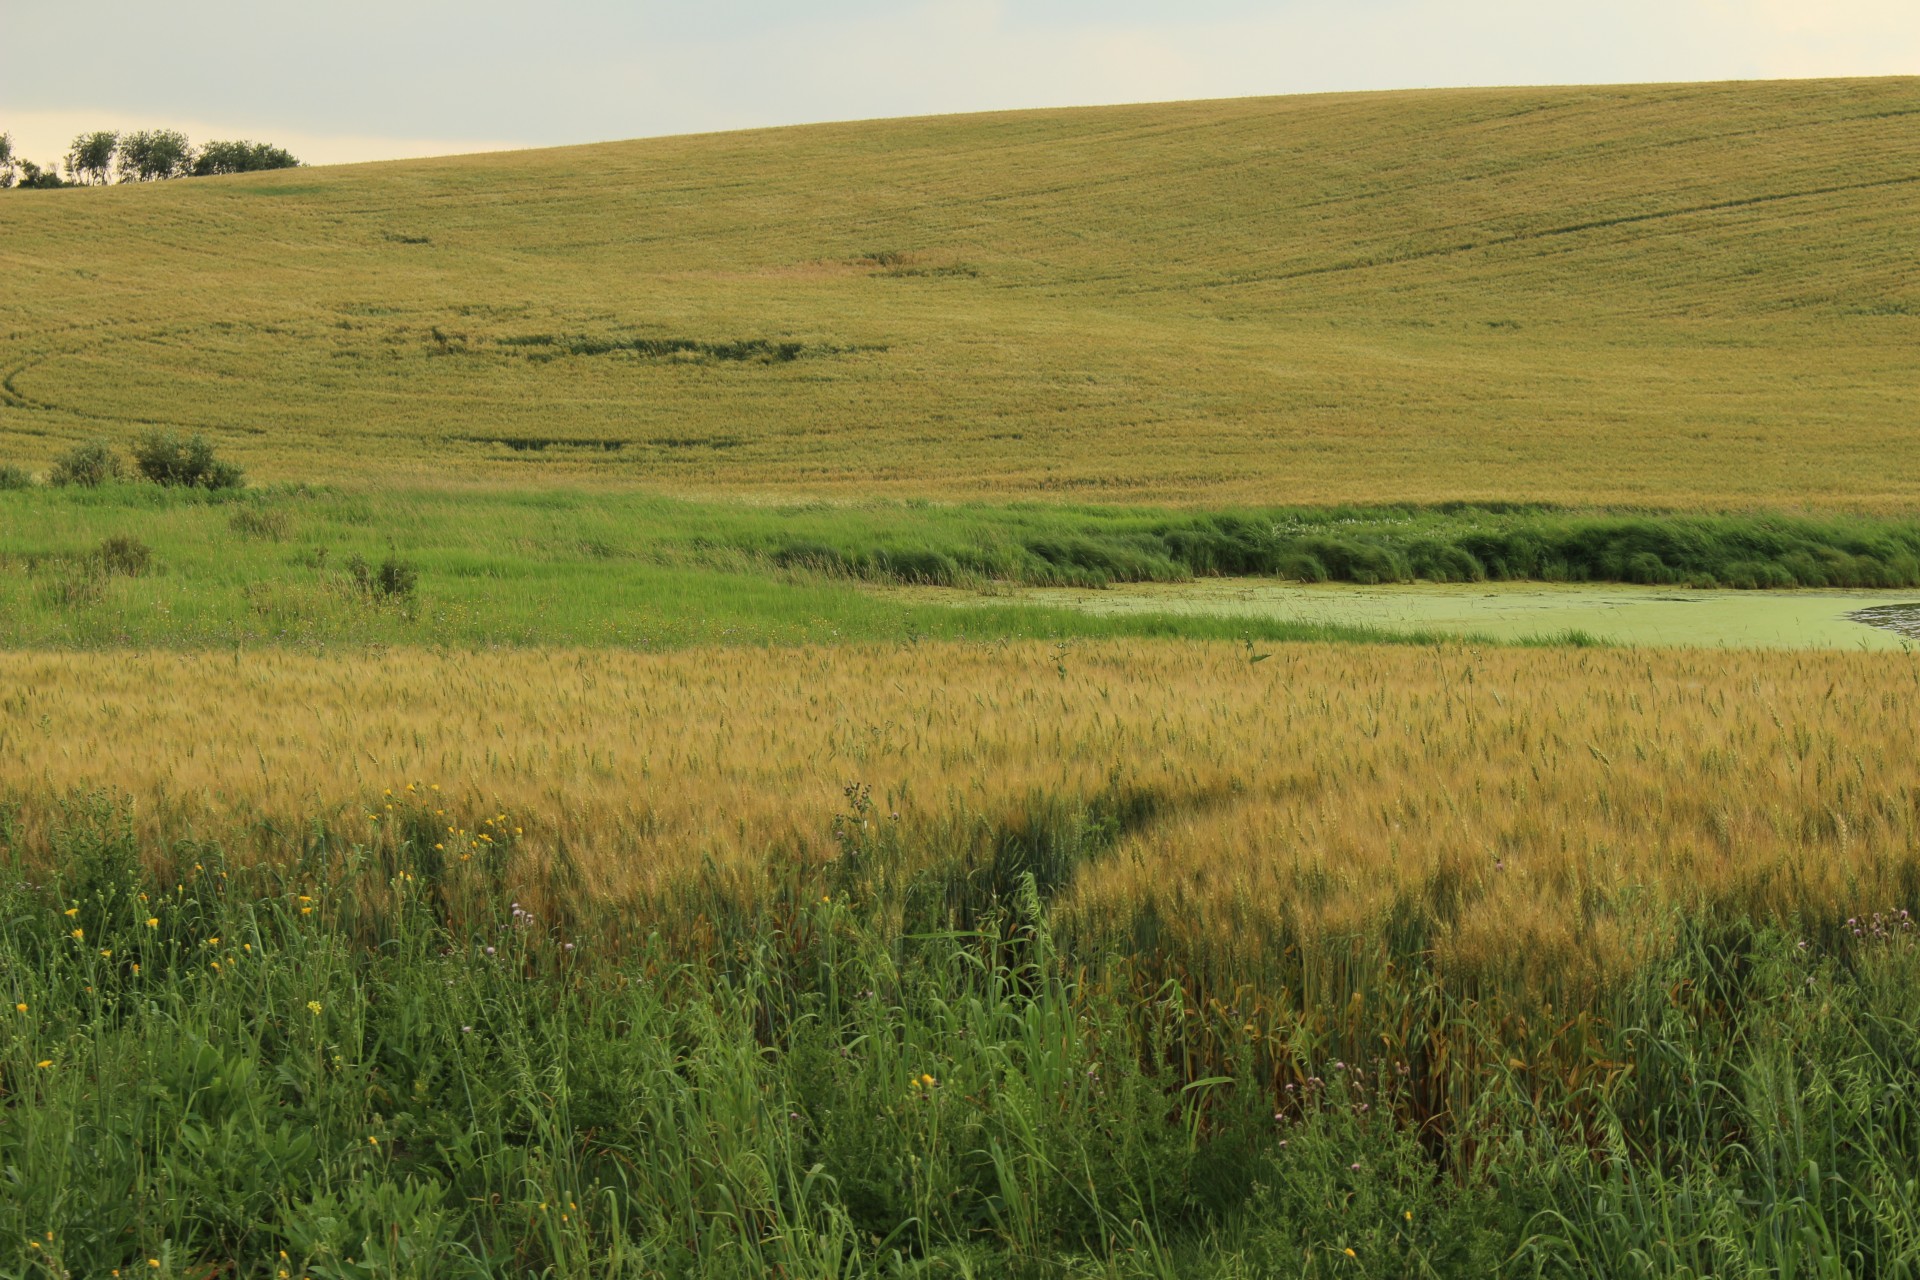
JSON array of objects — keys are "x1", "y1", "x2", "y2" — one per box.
[
  {"x1": 6, "y1": 75, "x2": 1920, "y2": 1276},
  {"x1": 3, "y1": 78, "x2": 1919, "y2": 507},
  {"x1": 6, "y1": 485, "x2": 1920, "y2": 651}
]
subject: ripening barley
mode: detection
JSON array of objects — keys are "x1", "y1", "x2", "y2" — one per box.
[{"x1": 0, "y1": 641, "x2": 1915, "y2": 979}]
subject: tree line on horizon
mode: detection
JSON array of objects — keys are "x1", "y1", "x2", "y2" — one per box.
[{"x1": 0, "y1": 128, "x2": 300, "y2": 188}]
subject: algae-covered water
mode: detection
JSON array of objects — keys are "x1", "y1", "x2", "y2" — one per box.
[{"x1": 901, "y1": 581, "x2": 1920, "y2": 649}]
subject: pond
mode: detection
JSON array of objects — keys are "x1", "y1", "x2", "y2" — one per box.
[{"x1": 898, "y1": 580, "x2": 1920, "y2": 649}]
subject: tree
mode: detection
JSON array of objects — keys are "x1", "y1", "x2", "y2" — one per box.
[
  {"x1": 115, "y1": 129, "x2": 193, "y2": 182},
  {"x1": 16, "y1": 160, "x2": 70, "y2": 189},
  {"x1": 0, "y1": 133, "x2": 14, "y2": 189},
  {"x1": 192, "y1": 139, "x2": 301, "y2": 176},
  {"x1": 65, "y1": 131, "x2": 118, "y2": 185}
]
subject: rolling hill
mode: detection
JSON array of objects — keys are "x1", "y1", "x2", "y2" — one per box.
[{"x1": 3, "y1": 77, "x2": 1917, "y2": 508}]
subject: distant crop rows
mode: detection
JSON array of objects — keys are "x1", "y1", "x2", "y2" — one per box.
[{"x1": 3, "y1": 78, "x2": 1918, "y2": 507}]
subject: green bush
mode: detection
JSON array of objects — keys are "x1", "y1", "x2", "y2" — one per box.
[
  {"x1": 130, "y1": 430, "x2": 244, "y2": 489},
  {"x1": 48, "y1": 439, "x2": 123, "y2": 488},
  {"x1": 94, "y1": 535, "x2": 152, "y2": 577},
  {"x1": 346, "y1": 553, "x2": 418, "y2": 601},
  {"x1": 0, "y1": 464, "x2": 32, "y2": 490}
]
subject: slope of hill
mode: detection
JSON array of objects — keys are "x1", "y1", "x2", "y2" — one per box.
[{"x1": 2, "y1": 77, "x2": 1916, "y2": 508}]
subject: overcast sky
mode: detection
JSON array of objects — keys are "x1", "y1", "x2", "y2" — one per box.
[{"x1": 4, "y1": 1, "x2": 1916, "y2": 168}]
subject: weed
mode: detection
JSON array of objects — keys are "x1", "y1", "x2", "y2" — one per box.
[
  {"x1": 229, "y1": 505, "x2": 291, "y2": 540},
  {"x1": 94, "y1": 535, "x2": 152, "y2": 577},
  {"x1": 29, "y1": 536, "x2": 152, "y2": 608}
]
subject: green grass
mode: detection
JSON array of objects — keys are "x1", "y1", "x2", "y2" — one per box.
[
  {"x1": 4, "y1": 78, "x2": 1919, "y2": 509},
  {"x1": 0, "y1": 486, "x2": 1463, "y2": 649},
  {"x1": 5, "y1": 795, "x2": 1918, "y2": 1277},
  {"x1": 7, "y1": 485, "x2": 1920, "y2": 649}
]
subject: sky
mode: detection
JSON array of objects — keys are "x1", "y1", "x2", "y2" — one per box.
[{"x1": 3, "y1": 1, "x2": 1916, "y2": 168}]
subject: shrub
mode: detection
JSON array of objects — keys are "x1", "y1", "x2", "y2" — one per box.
[
  {"x1": 0, "y1": 464, "x2": 32, "y2": 490},
  {"x1": 95, "y1": 535, "x2": 153, "y2": 577},
  {"x1": 15, "y1": 160, "x2": 70, "y2": 189},
  {"x1": 131, "y1": 430, "x2": 244, "y2": 489},
  {"x1": 346, "y1": 553, "x2": 418, "y2": 602},
  {"x1": 49, "y1": 440, "x2": 123, "y2": 487}
]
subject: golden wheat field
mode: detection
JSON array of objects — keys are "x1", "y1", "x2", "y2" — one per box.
[
  {"x1": 6, "y1": 640, "x2": 1916, "y2": 977},
  {"x1": 4, "y1": 78, "x2": 1919, "y2": 507}
]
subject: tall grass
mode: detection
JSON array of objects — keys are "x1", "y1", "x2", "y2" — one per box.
[
  {"x1": 3, "y1": 794, "x2": 1916, "y2": 1276},
  {"x1": 724, "y1": 504, "x2": 1920, "y2": 590}
]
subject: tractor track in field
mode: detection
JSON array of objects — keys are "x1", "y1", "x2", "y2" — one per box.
[{"x1": 1185, "y1": 173, "x2": 1920, "y2": 293}]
